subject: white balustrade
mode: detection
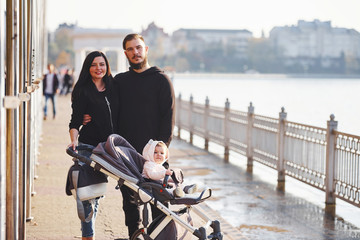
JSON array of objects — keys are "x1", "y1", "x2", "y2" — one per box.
[{"x1": 176, "y1": 94, "x2": 360, "y2": 214}]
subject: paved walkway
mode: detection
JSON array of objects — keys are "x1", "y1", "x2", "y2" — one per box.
[
  {"x1": 26, "y1": 95, "x2": 360, "y2": 240},
  {"x1": 25, "y1": 95, "x2": 242, "y2": 240}
]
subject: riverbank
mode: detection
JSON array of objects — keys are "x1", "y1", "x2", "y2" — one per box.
[{"x1": 173, "y1": 72, "x2": 360, "y2": 79}]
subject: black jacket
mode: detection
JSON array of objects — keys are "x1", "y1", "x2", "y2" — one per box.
[
  {"x1": 114, "y1": 66, "x2": 175, "y2": 153},
  {"x1": 42, "y1": 73, "x2": 59, "y2": 95},
  {"x1": 69, "y1": 80, "x2": 119, "y2": 147}
]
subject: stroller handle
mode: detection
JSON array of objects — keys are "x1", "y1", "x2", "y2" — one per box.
[
  {"x1": 162, "y1": 161, "x2": 170, "y2": 188},
  {"x1": 66, "y1": 144, "x2": 95, "y2": 165},
  {"x1": 162, "y1": 175, "x2": 170, "y2": 188}
]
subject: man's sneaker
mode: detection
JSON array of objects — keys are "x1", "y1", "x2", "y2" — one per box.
[
  {"x1": 173, "y1": 186, "x2": 185, "y2": 198},
  {"x1": 183, "y1": 184, "x2": 198, "y2": 194}
]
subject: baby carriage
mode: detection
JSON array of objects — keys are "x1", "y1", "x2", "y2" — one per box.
[{"x1": 66, "y1": 134, "x2": 223, "y2": 240}]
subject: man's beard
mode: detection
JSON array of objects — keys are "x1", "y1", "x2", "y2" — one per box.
[{"x1": 128, "y1": 55, "x2": 148, "y2": 70}]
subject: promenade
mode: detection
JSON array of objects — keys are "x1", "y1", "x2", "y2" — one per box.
[
  {"x1": 25, "y1": 95, "x2": 360, "y2": 240},
  {"x1": 25, "y1": 95, "x2": 242, "y2": 240}
]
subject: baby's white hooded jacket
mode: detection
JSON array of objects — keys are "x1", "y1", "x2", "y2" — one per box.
[{"x1": 142, "y1": 139, "x2": 169, "y2": 180}]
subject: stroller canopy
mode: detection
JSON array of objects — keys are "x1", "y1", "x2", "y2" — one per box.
[{"x1": 92, "y1": 134, "x2": 146, "y2": 184}]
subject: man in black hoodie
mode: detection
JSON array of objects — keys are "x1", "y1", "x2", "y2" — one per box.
[{"x1": 114, "y1": 34, "x2": 175, "y2": 238}]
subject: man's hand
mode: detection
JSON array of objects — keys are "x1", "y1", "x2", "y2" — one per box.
[{"x1": 83, "y1": 114, "x2": 91, "y2": 125}]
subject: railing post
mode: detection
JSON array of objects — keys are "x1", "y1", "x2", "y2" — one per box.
[
  {"x1": 189, "y1": 95, "x2": 194, "y2": 144},
  {"x1": 247, "y1": 102, "x2": 254, "y2": 173},
  {"x1": 277, "y1": 107, "x2": 287, "y2": 191},
  {"x1": 224, "y1": 98, "x2": 230, "y2": 163},
  {"x1": 204, "y1": 96, "x2": 209, "y2": 151},
  {"x1": 325, "y1": 114, "x2": 338, "y2": 217},
  {"x1": 177, "y1": 93, "x2": 182, "y2": 139}
]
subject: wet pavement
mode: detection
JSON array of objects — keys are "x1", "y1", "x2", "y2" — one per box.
[
  {"x1": 26, "y1": 95, "x2": 242, "y2": 240},
  {"x1": 170, "y1": 139, "x2": 360, "y2": 240},
  {"x1": 26, "y1": 95, "x2": 360, "y2": 240}
]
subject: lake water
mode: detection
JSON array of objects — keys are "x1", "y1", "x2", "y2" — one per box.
[
  {"x1": 173, "y1": 74, "x2": 360, "y2": 135},
  {"x1": 172, "y1": 73, "x2": 360, "y2": 230}
]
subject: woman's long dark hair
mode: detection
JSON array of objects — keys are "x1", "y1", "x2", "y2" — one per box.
[{"x1": 71, "y1": 51, "x2": 112, "y2": 101}]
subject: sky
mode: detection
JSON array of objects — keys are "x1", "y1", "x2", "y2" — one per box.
[{"x1": 46, "y1": 0, "x2": 360, "y2": 38}]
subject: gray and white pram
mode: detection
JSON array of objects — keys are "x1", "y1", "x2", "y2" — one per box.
[{"x1": 66, "y1": 134, "x2": 223, "y2": 240}]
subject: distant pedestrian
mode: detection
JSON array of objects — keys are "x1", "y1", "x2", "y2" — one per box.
[
  {"x1": 61, "y1": 68, "x2": 73, "y2": 95},
  {"x1": 42, "y1": 63, "x2": 59, "y2": 120}
]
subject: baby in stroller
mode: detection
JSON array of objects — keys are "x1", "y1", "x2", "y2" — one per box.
[
  {"x1": 142, "y1": 139, "x2": 198, "y2": 198},
  {"x1": 67, "y1": 134, "x2": 222, "y2": 239}
]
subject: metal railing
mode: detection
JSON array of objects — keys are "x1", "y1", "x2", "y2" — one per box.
[
  {"x1": 175, "y1": 94, "x2": 360, "y2": 214},
  {"x1": 334, "y1": 131, "x2": 360, "y2": 207}
]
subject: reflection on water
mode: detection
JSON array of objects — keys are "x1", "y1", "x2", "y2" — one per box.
[
  {"x1": 173, "y1": 75, "x2": 360, "y2": 239},
  {"x1": 239, "y1": 224, "x2": 289, "y2": 233},
  {"x1": 171, "y1": 136, "x2": 360, "y2": 240}
]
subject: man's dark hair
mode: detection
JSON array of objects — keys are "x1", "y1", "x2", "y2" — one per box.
[{"x1": 123, "y1": 33, "x2": 145, "y2": 50}]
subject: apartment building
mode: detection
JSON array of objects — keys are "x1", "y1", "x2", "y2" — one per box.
[
  {"x1": 141, "y1": 22, "x2": 174, "y2": 56},
  {"x1": 269, "y1": 20, "x2": 360, "y2": 70},
  {"x1": 172, "y1": 28, "x2": 253, "y2": 59}
]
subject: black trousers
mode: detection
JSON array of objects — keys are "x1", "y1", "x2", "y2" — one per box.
[
  {"x1": 120, "y1": 185, "x2": 140, "y2": 237},
  {"x1": 142, "y1": 178, "x2": 171, "y2": 222}
]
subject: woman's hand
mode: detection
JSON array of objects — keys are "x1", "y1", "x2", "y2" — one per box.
[
  {"x1": 83, "y1": 114, "x2": 91, "y2": 125},
  {"x1": 69, "y1": 128, "x2": 79, "y2": 151},
  {"x1": 67, "y1": 141, "x2": 77, "y2": 151}
]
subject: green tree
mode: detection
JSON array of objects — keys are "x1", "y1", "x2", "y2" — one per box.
[
  {"x1": 48, "y1": 23, "x2": 75, "y2": 68},
  {"x1": 247, "y1": 38, "x2": 284, "y2": 73},
  {"x1": 175, "y1": 57, "x2": 190, "y2": 72}
]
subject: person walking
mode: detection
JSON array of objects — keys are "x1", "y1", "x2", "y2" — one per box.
[
  {"x1": 62, "y1": 68, "x2": 73, "y2": 95},
  {"x1": 68, "y1": 51, "x2": 119, "y2": 240},
  {"x1": 115, "y1": 33, "x2": 175, "y2": 239},
  {"x1": 42, "y1": 63, "x2": 59, "y2": 120}
]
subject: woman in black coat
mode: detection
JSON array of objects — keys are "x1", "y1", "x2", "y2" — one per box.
[{"x1": 68, "y1": 51, "x2": 118, "y2": 240}]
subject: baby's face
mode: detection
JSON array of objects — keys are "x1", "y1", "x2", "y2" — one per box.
[{"x1": 154, "y1": 146, "x2": 166, "y2": 164}]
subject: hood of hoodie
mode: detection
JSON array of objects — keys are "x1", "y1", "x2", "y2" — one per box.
[
  {"x1": 142, "y1": 139, "x2": 169, "y2": 165},
  {"x1": 129, "y1": 66, "x2": 162, "y2": 76}
]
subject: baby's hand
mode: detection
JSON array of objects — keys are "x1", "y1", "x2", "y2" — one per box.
[{"x1": 165, "y1": 169, "x2": 173, "y2": 175}]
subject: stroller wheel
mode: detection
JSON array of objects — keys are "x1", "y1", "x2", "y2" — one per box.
[{"x1": 130, "y1": 228, "x2": 151, "y2": 240}]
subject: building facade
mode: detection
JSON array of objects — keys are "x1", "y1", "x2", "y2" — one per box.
[
  {"x1": 269, "y1": 20, "x2": 360, "y2": 73},
  {"x1": 141, "y1": 22, "x2": 174, "y2": 56},
  {"x1": 72, "y1": 28, "x2": 131, "y2": 76},
  {"x1": 172, "y1": 28, "x2": 253, "y2": 59}
]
